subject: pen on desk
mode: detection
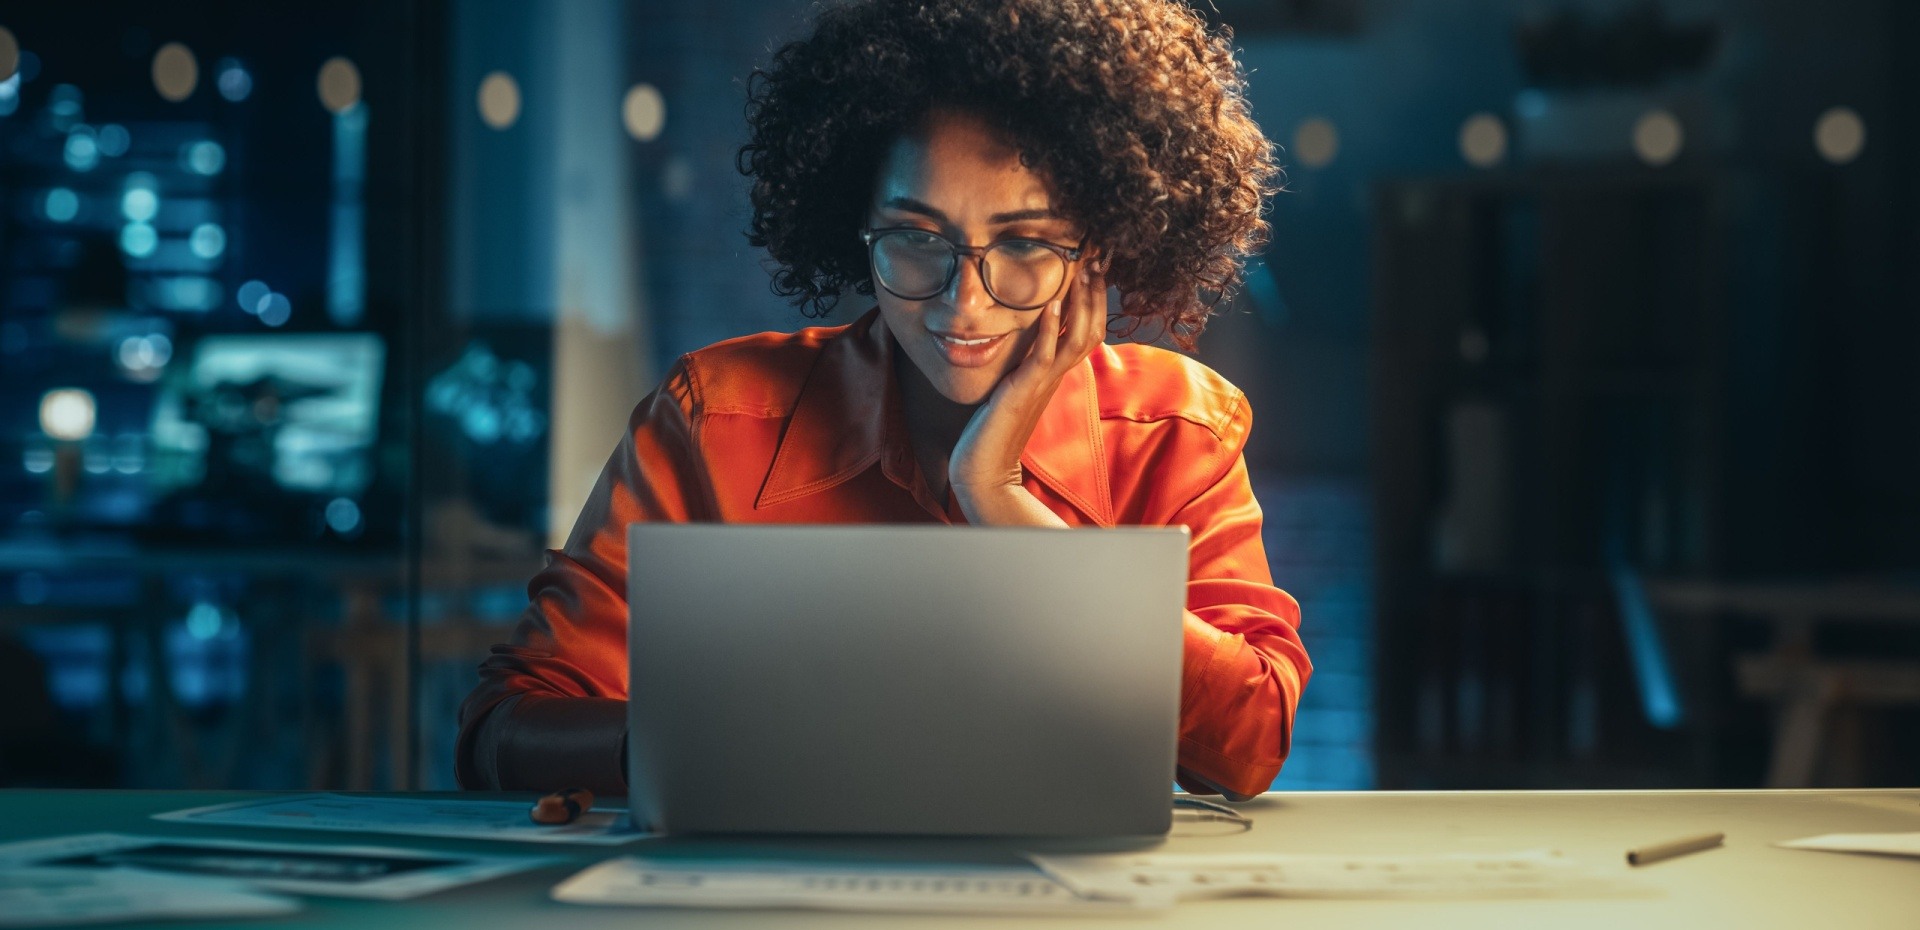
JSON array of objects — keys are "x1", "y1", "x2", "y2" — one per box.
[
  {"x1": 1626, "y1": 831, "x2": 1724, "y2": 866},
  {"x1": 530, "y1": 787, "x2": 595, "y2": 825}
]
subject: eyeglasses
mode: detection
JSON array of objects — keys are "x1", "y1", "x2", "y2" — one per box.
[{"x1": 860, "y1": 226, "x2": 1089, "y2": 311}]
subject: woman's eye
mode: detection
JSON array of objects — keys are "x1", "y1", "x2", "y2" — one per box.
[{"x1": 996, "y1": 240, "x2": 1051, "y2": 258}]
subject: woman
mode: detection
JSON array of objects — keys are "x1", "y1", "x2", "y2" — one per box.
[{"x1": 458, "y1": 0, "x2": 1309, "y2": 802}]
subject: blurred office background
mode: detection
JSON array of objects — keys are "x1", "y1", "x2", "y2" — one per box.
[{"x1": 1, "y1": 0, "x2": 1915, "y2": 792}]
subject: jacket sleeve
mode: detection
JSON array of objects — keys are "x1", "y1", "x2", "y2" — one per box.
[
  {"x1": 1168, "y1": 392, "x2": 1312, "y2": 799},
  {"x1": 455, "y1": 358, "x2": 706, "y2": 793}
]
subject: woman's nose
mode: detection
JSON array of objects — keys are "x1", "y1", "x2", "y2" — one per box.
[{"x1": 943, "y1": 253, "x2": 998, "y2": 314}]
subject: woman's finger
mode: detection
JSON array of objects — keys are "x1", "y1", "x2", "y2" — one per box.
[
  {"x1": 1061, "y1": 266, "x2": 1102, "y2": 363},
  {"x1": 1084, "y1": 267, "x2": 1108, "y2": 347},
  {"x1": 1031, "y1": 299, "x2": 1062, "y2": 371}
]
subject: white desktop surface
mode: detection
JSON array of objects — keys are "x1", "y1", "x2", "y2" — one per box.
[
  {"x1": 1145, "y1": 788, "x2": 1919, "y2": 929},
  {"x1": 1, "y1": 788, "x2": 1915, "y2": 928}
]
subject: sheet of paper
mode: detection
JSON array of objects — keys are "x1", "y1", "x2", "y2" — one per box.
[
  {"x1": 552, "y1": 856, "x2": 1151, "y2": 915},
  {"x1": 1776, "y1": 833, "x2": 1920, "y2": 858},
  {"x1": 1027, "y1": 849, "x2": 1630, "y2": 905},
  {"x1": 1821, "y1": 794, "x2": 1920, "y2": 819},
  {"x1": 154, "y1": 794, "x2": 648, "y2": 846},
  {"x1": 0, "y1": 833, "x2": 553, "y2": 901},
  {"x1": 0, "y1": 866, "x2": 300, "y2": 927}
]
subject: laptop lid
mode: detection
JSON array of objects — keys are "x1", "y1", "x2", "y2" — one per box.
[{"x1": 626, "y1": 523, "x2": 1188, "y2": 837}]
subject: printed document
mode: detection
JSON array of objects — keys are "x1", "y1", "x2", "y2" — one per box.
[
  {"x1": 0, "y1": 833, "x2": 551, "y2": 900},
  {"x1": 154, "y1": 794, "x2": 647, "y2": 845},
  {"x1": 0, "y1": 867, "x2": 299, "y2": 927},
  {"x1": 552, "y1": 856, "x2": 1150, "y2": 914},
  {"x1": 1028, "y1": 849, "x2": 1631, "y2": 905},
  {"x1": 1776, "y1": 833, "x2": 1920, "y2": 858}
]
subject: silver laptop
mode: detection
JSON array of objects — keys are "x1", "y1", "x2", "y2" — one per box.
[{"x1": 626, "y1": 523, "x2": 1189, "y2": 837}]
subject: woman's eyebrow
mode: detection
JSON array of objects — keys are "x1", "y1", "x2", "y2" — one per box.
[
  {"x1": 989, "y1": 207, "x2": 1061, "y2": 224},
  {"x1": 880, "y1": 196, "x2": 1060, "y2": 226},
  {"x1": 877, "y1": 197, "x2": 947, "y2": 221}
]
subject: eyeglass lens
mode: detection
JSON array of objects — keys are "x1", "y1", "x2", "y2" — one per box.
[{"x1": 870, "y1": 230, "x2": 1067, "y2": 309}]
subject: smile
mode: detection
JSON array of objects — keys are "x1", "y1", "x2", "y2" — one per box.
[{"x1": 929, "y1": 330, "x2": 1012, "y2": 368}]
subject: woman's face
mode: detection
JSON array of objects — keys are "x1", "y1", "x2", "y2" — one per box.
[{"x1": 867, "y1": 108, "x2": 1092, "y2": 406}]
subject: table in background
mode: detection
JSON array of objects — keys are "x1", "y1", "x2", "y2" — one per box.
[
  {"x1": 1646, "y1": 579, "x2": 1920, "y2": 787},
  {"x1": 0, "y1": 542, "x2": 538, "y2": 789},
  {"x1": 3, "y1": 789, "x2": 1917, "y2": 928}
]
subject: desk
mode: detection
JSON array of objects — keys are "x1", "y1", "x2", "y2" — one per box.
[{"x1": 2, "y1": 789, "x2": 1916, "y2": 928}]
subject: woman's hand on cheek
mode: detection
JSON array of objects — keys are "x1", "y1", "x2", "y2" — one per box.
[{"x1": 948, "y1": 255, "x2": 1108, "y2": 523}]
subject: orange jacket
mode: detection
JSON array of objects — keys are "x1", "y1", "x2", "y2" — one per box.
[{"x1": 457, "y1": 307, "x2": 1310, "y2": 799}]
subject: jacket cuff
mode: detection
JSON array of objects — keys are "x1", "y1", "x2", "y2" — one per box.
[{"x1": 492, "y1": 694, "x2": 629, "y2": 796}]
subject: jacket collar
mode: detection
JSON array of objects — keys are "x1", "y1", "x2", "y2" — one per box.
[{"x1": 755, "y1": 306, "x2": 1113, "y2": 527}]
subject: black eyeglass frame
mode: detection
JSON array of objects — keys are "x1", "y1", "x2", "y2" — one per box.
[{"x1": 859, "y1": 226, "x2": 1091, "y2": 311}]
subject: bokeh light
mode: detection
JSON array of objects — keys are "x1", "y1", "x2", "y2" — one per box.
[
  {"x1": 186, "y1": 602, "x2": 224, "y2": 640},
  {"x1": 121, "y1": 186, "x2": 158, "y2": 222},
  {"x1": 97, "y1": 123, "x2": 130, "y2": 157},
  {"x1": 47, "y1": 83, "x2": 81, "y2": 131},
  {"x1": 1459, "y1": 112, "x2": 1508, "y2": 169},
  {"x1": 215, "y1": 57, "x2": 252, "y2": 102},
  {"x1": 661, "y1": 155, "x2": 694, "y2": 201},
  {"x1": 258, "y1": 292, "x2": 292, "y2": 327},
  {"x1": 63, "y1": 131, "x2": 99, "y2": 171},
  {"x1": 623, "y1": 83, "x2": 666, "y2": 141},
  {"x1": 325, "y1": 497, "x2": 363, "y2": 535},
  {"x1": 184, "y1": 139, "x2": 225, "y2": 175},
  {"x1": 44, "y1": 187, "x2": 79, "y2": 223},
  {"x1": 478, "y1": 71, "x2": 520, "y2": 130},
  {"x1": 1293, "y1": 117, "x2": 1340, "y2": 169},
  {"x1": 144, "y1": 333, "x2": 173, "y2": 365},
  {"x1": 119, "y1": 222, "x2": 158, "y2": 258},
  {"x1": 112, "y1": 433, "x2": 145, "y2": 474},
  {"x1": 237, "y1": 280, "x2": 271, "y2": 315},
  {"x1": 0, "y1": 25, "x2": 18, "y2": 82},
  {"x1": 1633, "y1": 109, "x2": 1683, "y2": 167},
  {"x1": 189, "y1": 223, "x2": 226, "y2": 260},
  {"x1": 39, "y1": 388, "x2": 97, "y2": 441},
  {"x1": 152, "y1": 41, "x2": 198, "y2": 102},
  {"x1": 1814, "y1": 106, "x2": 1865, "y2": 165},
  {"x1": 317, "y1": 57, "x2": 362, "y2": 114},
  {"x1": 118, "y1": 333, "x2": 173, "y2": 381},
  {"x1": 160, "y1": 276, "x2": 222, "y2": 312}
]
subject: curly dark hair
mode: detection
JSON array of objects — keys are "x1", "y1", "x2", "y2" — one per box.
[{"x1": 737, "y1": 0, "x2": 1280, "y2": 350}]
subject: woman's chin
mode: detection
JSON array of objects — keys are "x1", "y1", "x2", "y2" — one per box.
[{"x1": 933, "y1": 376, "x2": 997, "y2": 406}]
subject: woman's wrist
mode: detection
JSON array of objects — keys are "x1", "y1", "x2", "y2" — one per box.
[{"x1": 953, "y1": 483, "x2": 1068, "y2": 528}]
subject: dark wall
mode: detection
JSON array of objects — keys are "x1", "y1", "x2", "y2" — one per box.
[{"x1": 1212, "y1": 0, "x2": 1918, "y2": 579}]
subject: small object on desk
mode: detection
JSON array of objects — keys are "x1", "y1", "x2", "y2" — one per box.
[
  {"x1": 1775, "y1": 832, "x2": 1920, "y2": 859},
  {"x1": 530, "y1": 788, "x2": 596, "y2": 825},
  {"x1": 1626, "y1": 832, "x2": 1725, "y2": 866},
  {"x1": 1171, "y1": 796, "x2": 1254, "y2": 833}
]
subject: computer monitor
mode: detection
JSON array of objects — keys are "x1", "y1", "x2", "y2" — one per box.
[
  {"x1": 146, "y1": 333, "x2": 385, "y2": 541},
  {"x1": 627, "y1": 523, "x2": 1190, "y2": 837}
]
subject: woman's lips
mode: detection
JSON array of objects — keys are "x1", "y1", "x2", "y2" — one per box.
[{"x1": 931, "y1": 330, "x2": 1012, "y2": 368}]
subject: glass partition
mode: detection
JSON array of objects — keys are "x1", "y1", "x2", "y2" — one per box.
[{"x1": 2, "y1": 0, "x2": 1915, "y2": 794}]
